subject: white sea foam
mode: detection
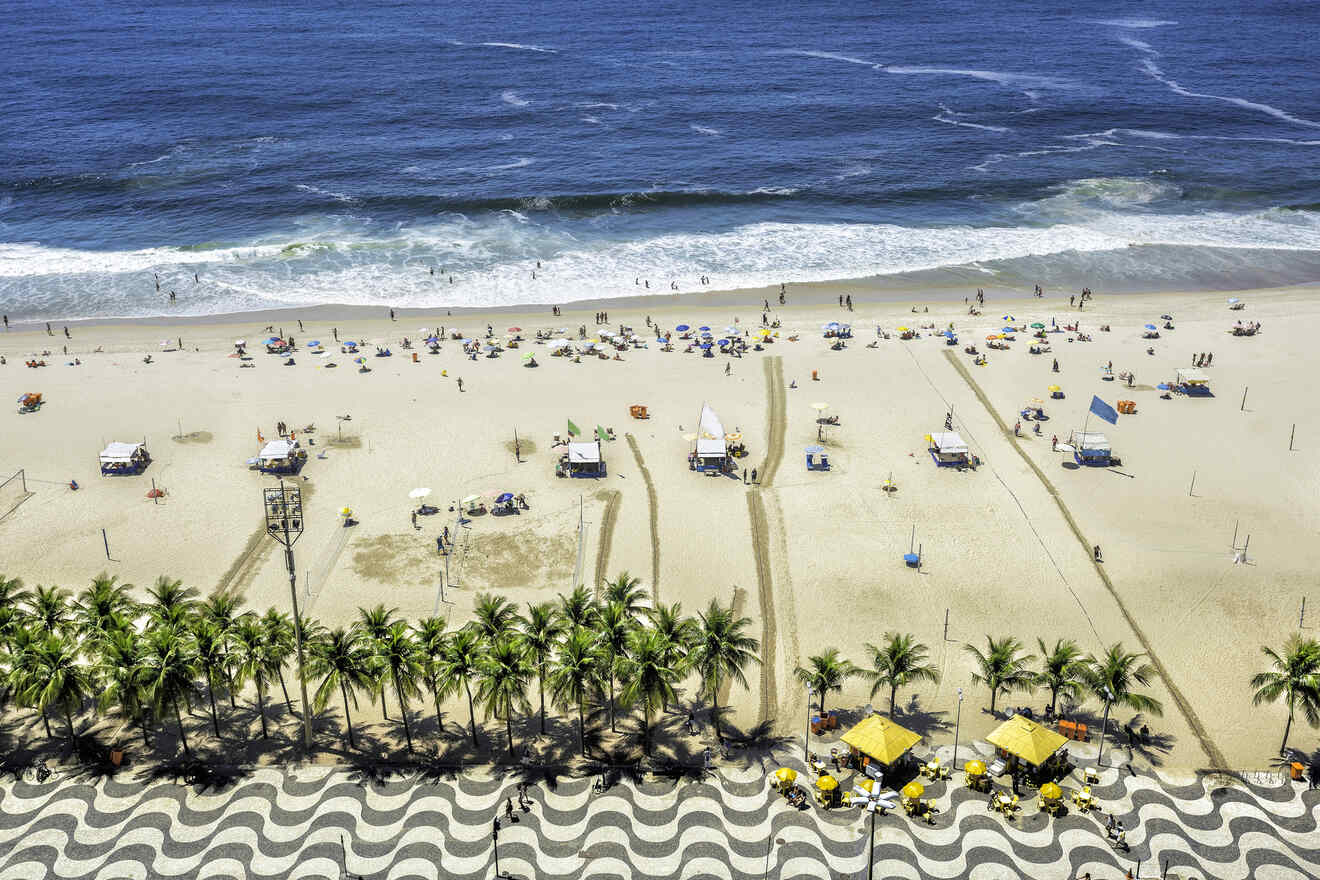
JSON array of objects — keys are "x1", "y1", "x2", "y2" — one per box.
[
  {"x1": 1118, "y1": 36, "x2": 1158, "y2": 54},
  {"x1": 779, "y1": 49, "x2": 877, "y2": 67},
  {"x1": 480, "y1": 42, "x2": 557, "y2": 54},
  {"x1": 690, "y1": 124, "x2": 722, "y2": 136},
  {"x1": 576, "y1": 102, "x2": 619, "y2": 110},
  {"x1": 295, "y1": 184, "x2": 356, "y2": 203},
  {"x1": 581, "y1": 116, "x2": 602, "y2": 124},
  {"x1": 1140, "y1": 58, "x2": 1320, "y2": 129},
  {"x1": 1065, "y1": 127, "x2": 1320, "y2": 146},
  {"x1": 933, "y1": 106, "x2": 1009, "y2": 133},
  {"x1": 487, "y1": 157, "x2": 535, "y2": 171},
  {"x1": 500, "y1": 90, "x2": 531, "y2": 107},
  {"x1": 883, "y1": 66, "x2": 1072, "y2": 91},
  {"x1": 1087, "y1": 18, "x2": 1176, "y2": 28}
]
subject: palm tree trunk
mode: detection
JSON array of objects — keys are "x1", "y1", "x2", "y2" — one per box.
[
  {"x1": 890, "y1": 685, "x2": 898, "y2": 717},
  {"x1": 642, "y1": 704, "x2": 651, "y2": 756},
  {"x1": 506, "y1": 714, "x2": 516, "y2": 759},
  {"x1": 989, "y1": 684, "x2": 998, "y2": 715},
  {"x1": 257, "y1": 679, "x2": 269, "y2": 739},
  {"x1": 64, "y1": 703, "x2": 77, "y2": 743},
  {"x1": 577, "y1": 702, "x2": 586, "y2": 756},
  {"x1": 224, "y1": 655, "x2": 237, "y2": 709},
  {"x1": 430, "y1": 674, "x2": 442, "y2": 732},
  {"x1": 1281, "y1": 708, "x2": 1293, "y2": 753},
  {"x1": 40, "y1": 707, "x2": 52, "y2": 740},
  {"x1": 608, "y1": 670, "x2": 616, "y2": 732},
  {"x1": 711, "y1": 672, "x2": 722, "y2": 742},
  {"x1": 538, "y1": 670, "x2": 547, "y2": 735},
  {"x1": 465, "y1": 681, "x2": 479, "y2": 748},
  {"x1": 138, "y1": 709, "x2": 151, "y2": 749},
  {"x1": 207, "y1": 681, "x2": 221, "y2": 738},
  {"x1": 173, "y1": 697, "x2": 190, "y2": 756},
  {"x1": 398, "y1": 686, "x2": 413, "y2": 753},
  {"x1": 340, "y1": 681, "x2": 356, "y2": 750},
  {"x1": 1048, "y1": 686, "x2": 1058, "y2": 715},
  {"x1": 277, "y1": 668, "x2": 295, "y2": 714}
]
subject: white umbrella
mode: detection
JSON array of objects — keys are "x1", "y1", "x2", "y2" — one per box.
[
  {"x1": 811, "y1": 402, "x2": 830, "y2": 411},
  {"x1": 409, "y1": 487, "x2": 432, "y2": 499},
  {"x1": 317, "y1": 351, "x2": 331, "y2": 358},
  {"x1": 234, "y1": 339, "x2": 246, "y2": 346},
  {"x1": 461, "y1": 494, "x2": 481, "y2": 505},
  {"x1": 1056, "y1": 443, "x2": 1076, "y2": 453}
]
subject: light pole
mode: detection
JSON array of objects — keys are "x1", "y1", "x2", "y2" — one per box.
[
  {"x1": 1096, "y1": 686, "x2": 1115, "y2": 768},
  {"x1": 763, "y1": 836, "x2": 786, "y2": 880},
  {"x1": 866, "y1": 802, "x2": 878, "y2": 880},
  {"x1": 492, "y1": 818, "x2": 502, "y2": 879},
  {"x1": 803, "y1": 686, "x2": 814, "y2": 762},
  {"x1": 951, "y1": 687, "x2": 964, "y2": 771},
  {"x1": 263, "y1": 481, "x2": 314, "y2": 750}
]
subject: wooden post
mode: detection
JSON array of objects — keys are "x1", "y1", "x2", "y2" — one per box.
[
  {"x1": 1188, "y1": 470, "x2": 1196, "y2": 497},
  {"x1": 910, "y1": 524, "x2": 915, "y2": 554},
  {"x1": 151, "y1": 478, "x2": 158, "y2": 504},
  {"x1": 1231, "y1": 519, "x2": 1239, "y2": 550},
  {"x1": 1240, "y1": 386, "x2": 1248, "y2": 411},
  {"x1": 102, "y1": 528, "x2": 111, "y2": 560},
  {"x1": 1289, "y1": 424, "x2": 1295, "y2": 451},
  {"x1": 943, "y1": 608, "x2": 949, "y2": 640},
  {"x1": 1301, "y1": 596, "x2": 1306, "y2": 629}
]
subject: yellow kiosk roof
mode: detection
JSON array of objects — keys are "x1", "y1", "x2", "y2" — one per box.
[
  {"x1": 840, "y1": 714, "x2": 922, "y2": 765},
  {"x1": 986, "y1": 714, "x2": 1067, "y2": 766}
]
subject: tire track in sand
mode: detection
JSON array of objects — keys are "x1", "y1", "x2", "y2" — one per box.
[
  {"x1": 591, "y1": 489, "x2": 622, "y2": 596},
  {"x1": 942, "y1": 349, "x2": 1226, "y2": 770},
  {"x1": 747, "y1": 355, "x2": 786, "y2": 726},
  {"x1": 625, "y1": 433, "x2": 661, "y2": 603}
]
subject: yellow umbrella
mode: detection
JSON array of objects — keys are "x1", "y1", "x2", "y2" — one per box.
[
  {"x1": 896, "y1": 326, "x2": 910, "y2": 332},
  {"x1": 855, "y1": 777, "x2": 875, "y2": 793},
  {"x1": 339, "y1": 507, "x2": 353, "y2": 517},
  {"x1": 1048, "y1": 384, "x2": 1061, "y2": 393},
  {"x1": 775, "y1": 767, "x2": 797, "y2": 784},
  {"x1": 726, "y1": 432, "x2": 743, "y2": 442},
  {"x1": 815, "y1": 774, "x2": 838, "y2": 791},
  {"x1": 1040, "y1": 782, "x2": 1062, "y2": 800},
  {"x1": 757, "y1": 328, "x2": 771, "y2": 336},
  {"x1": 965, "y1": 759, "x2": 986, "y2": 776},
  {"x1": 901, "y1": 781, "x2": 924, "y2": 799}
]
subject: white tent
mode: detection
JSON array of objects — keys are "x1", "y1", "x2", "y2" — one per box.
[
  {"x1": 259, "y1": 439, "x2": 296, "y2": 460},
  {"x1": 696, "y1": 404, "x2": 726, "y2": 457},
  {"x1": 928, "y1": 432, "x2": 967, "y2": 454},
  {"x1": 1070, "y1": 431, "x2": 1110, "y2": 451},
  {"x1": 567, "y1": 441, "x2": 600, "y2": 464},
  {"x1": 1175, "y1": 368, "x2": 1210, "y2": 386},
  {"x1": 99, "y1": 442, "x2": 143, "y2": 463}
]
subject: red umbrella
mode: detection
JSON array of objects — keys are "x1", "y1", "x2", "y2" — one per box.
[{"x1": 508, "y1": 326, "x2": 522, "y2": 332}]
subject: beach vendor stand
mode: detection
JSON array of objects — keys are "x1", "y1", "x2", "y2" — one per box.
[
  {"x1": 690, "y1": 403, "x2": 732, "y2": 473},
  {"x1": 814, "y1": 773, "x2": 841, "y2": 808},
  {"x1": 1068, "y1": 431, "x2": 1111, "y2": 466},
  {"x1": 840, "y1": 715, "x2": 922, "y2": 784},
  {"x1": 927, "y1": 432, "x2": 970, "y2": 467},
  {"x1": 257, "y1": 438, "x2": 308, "y2": 475},
  {"x1": 985, "y1": 714, "x2": 1070, "y2": 783},
  {"x1": 1175, "y1": 367, "x2": 1212, "y2": 395},
  {"x1": 17, "y1": 392, "x2": 43, "y2": 413},
  {"x1": 99, "y1": 441, "x2": 152, "y2": 476},
  {"x1": 559, "y1": 440, "x2": 606, "y2": 478}
]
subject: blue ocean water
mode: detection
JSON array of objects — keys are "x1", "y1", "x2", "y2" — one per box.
[{"x1": 2, "y1": 0, "x2": 1319, "y2": 319}]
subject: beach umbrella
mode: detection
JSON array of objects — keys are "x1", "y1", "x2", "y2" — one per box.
[
  {"x1": 811, "y1": 402, "x2": 829, "y2": 411},
  {"x1": 340, "y1": 507, "x2": 353, "y2": 517},
  {"x1": 317, "y1": 351, "x2": 331, "y2": 358},
  {"x1": 1040, "y1": 782, "x2": 1062, "y2": 800},
  {"x1": 1048, "y1": 384, "x2": 1061, "y2": 392},
  {"x1": 234, "y1": 339, "x2": 246, "y2": 346},
  {"x1": 1160, "y1": 314, "x2": 1172, "y2": 320},
  {"x1": 496, "y1": 492, "x2": 514, "y2": 503},
  {"x1": 903, "y1": 552, "x2": 919, "y2": 565},
  {"x1": 1001, "y1": 315, "x2": 1014, "y2": 321},
  {"x1": 757, "y1": 328, "x2": 771, "y2": 336},
  {"x1": 699, "y1": 342, "x2": 713, "y2": 349},
  {"x1": 725, "y1": 326, "x2": 738, "y2": 334},
  {"x1": 1030, "y1": 322, "x2": 1045, "y2": 329},
  {"x1": 1227, "y1": 297, "x2": 1240, "y2": 304},
  {"x1": 354, "y1": 356, "x2": 366, "y2": 364},
  {"x1": 965, "y1": 759, "x2": 986, "y2": 776},
  {"x1": 308, "y1": 340, "x2": 321, "y2": 347},
  {"x1": 901, "y1": 781, "x2": 924, "y2": 799},
  {"x1": 896, "y1": 326, "x2": 910, "y2": 333},
  {"x1": 484, "y1": 344, "x2": 498, "y2": 351},
  {"x1": 727, "y1": 432, "x2": 743, "y2": 442},
  {"x1": 815, "y1": 774, "x2": 838, "y2": 791},
  {"x1": 944, "y1": 330, "x2": 955, "y2": 338},
  {"x1": 1002, "y1": 326, "x2": 1016, "y2": 333},
  {"x1": 266, "y1": 337, "x2": 282, "y2": 344},
  {"x1": 805, "y1": 444, "x2": 824, "y2": 454},
  {"x1": 1056, "y1": 443, "x2": 1075, "y2": 453},
  {"x1": 698, "y1": 326, "x2": 711, "y2": 332},
  {"x1": 1144, "y1": 323, "x2": 1157, "y2": 330},
  {"x1": 718, "y1": 338, "x2": 731, "y2": 346},
  {"x1": 985, "y1": 334, "x2": 999, "y2": 341},
  {"x1": 774, "y1": 767, "x2": 797, "y2": 785},
  {"x1": 409, "y1": 488, "x2": 431, "y2": 499},
  {"x1": 508, "y1": 326, "x2": 521, "y2": 332},
  {"x1": 675, "y1": 324, "x2": 690, "y2": 332}
]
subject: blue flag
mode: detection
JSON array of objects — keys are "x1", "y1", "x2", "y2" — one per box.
[{"x1": 1089, "y1": 395, "x2": 1119, "y2": 425}]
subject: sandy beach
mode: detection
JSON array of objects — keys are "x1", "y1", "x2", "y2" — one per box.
[{"x1": 1, "y1": 280, "x2": 1315, "y2": 771}]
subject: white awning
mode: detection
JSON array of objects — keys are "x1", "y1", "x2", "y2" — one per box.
[
  {"x1": 259, "y1": 439, "x2": 296, "y2": 460},
  {"x1": 929, "y1": 432, "x2": 967, "y2": 454},
  {"x1": 99, "y1": 442, "x2": 142, "y2": 463},
  {"x1": 1176, "y1": 368, "x2": 1209, "y2": 385},
  {"x1": 567, "y1": 441, "x2": 600, "y2": 464},
  {"x1": 696, "y1": 437, "x2": 726, "y2": 456},
  {"x1": 1071, "y1": 431, "x2": 1110, "y2": 450}
]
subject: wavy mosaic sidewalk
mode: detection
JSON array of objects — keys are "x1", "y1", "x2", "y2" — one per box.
[{"x1": 1, "y1": 753, "x2": 1317, "y2": 880}]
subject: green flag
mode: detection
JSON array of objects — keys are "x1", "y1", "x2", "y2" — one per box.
[
  {"x1": 596, "y1": 425, "x2": 609, "y2": 442},
  {"x1": 567, "y1": 419, "x2": 580, "y2": 437}
]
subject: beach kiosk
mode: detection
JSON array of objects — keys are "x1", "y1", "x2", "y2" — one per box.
[
  {"x1": 690, "y1": 404, "x2": 731, "y2": 473},
  {"x1": 99, "y1": 441, "x2": 151, "y2": 476},
  {"x1": 986, "y1": 714, "x2": 1069, "y2": 781},
  {"x1": 840, "y1": 714, "x2": 922, "y2": 782},
  {"x1": 927, "y1": 432, "x2": 969, "y2": 467},
  {"x1": 1175, "y1": 367, "x2": 1212, "y2": 396},
  {"x1": 1068, "y1": 431, "x2": 1111, "y2": 466},
  {"x1": 560, "y1": 440, "x2": 606, "y2": 478},
  {"x1": 257, "y1": 438, "x2": 307, "y2": 475}
]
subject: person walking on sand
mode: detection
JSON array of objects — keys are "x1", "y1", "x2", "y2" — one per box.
[
  {"x1": 46, "y1": 322, "x2": 52, "y2": 336},
  {"x1": 2, "y1": 315, "x2": 7, "y2": 330},
  {"x1": 725, "y1": 362, "x2": 731, "y2": 376},
  {"x1": 457, "y1": 377, "x2": 464, "y2": 392},
  {"x1": 751, "y1": 468, "x2": 757, "y2": 483},
  {"x1": 389, "y1": 308, "x2": 396, "y2": 321}
]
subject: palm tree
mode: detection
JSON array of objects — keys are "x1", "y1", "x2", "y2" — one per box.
[
  {"x1": 690, "y1": 598, "x2": 760, "y2": 742},
  {"x1": 865, "y1": 633, "x2": 941, "y2": 717},
  {"x1": 26, "y1": 585, "x2": 73, "y2": 636},
  {"x1": 233, "y1": 617, "x2": 273, "y2": 738},
  {"x1": 142, "y1": 626, "x2": 199, "y2": 756},
  {"x1": 26, "y1": 632, "x2": 94, "y2": 743},
  {"x1": 355, "y1": 604, "x2": 400, "y2": 719},
  {"x1": 794, "y1": 648, "x2": 859, "y2": 717},
  {"x1": 414, "y1": 616, "x2": 449, "y2": 730},
  {"x1": 521, "y1": 602, "x2": 564, "y2": 734},
  {"x1": 1036, "y1": 638, "x2": 1086, "y2": 716},
  {"x1": 375, "y1": 621, "x2": 424, "y2": 753},
  {"x1": 308, "y1": 626, "x2": 374, "y2": 750},
  {"x1": 191, "y1": 620, "x2": 229, "y2": 737},
  {"x1": 602, "y1": 572, "x2": 647, "y2": 620},
  {"x1": 0, "y1": 576, "x2": 32, "y2": 706},
  {"x1": 260, "y1": 608, "x2": 298, "y2": 714},
  {"x1": 1083, "y1": 643, "x2": 1164, "y2": 718},
  {"x1": 437, "y1": 629, "x2": 486, "y2": 748},
  {"x1": 1250, "y1": 635, "x2": 1320, "y2": 753},
  {"x1": 97, "y1": 628, "x2": 153, "y2": 748},
  {"x1": 469, "y1": 593, "x2": 522, "y2": 641},
  {"x1": 595, "y1": 601, "x2": 633, "y2": 731},
  {"x1": 478, "y1": 637, "x2": 533, "y2": 759},
  {"x1": 965, "y1": 636, "x2": 1036, "y2": 715},
  {"x1": 647, "y1": 602, "x2": 695, "y2": 714},
  {"x1": 548, "y1": 628, "x2": 601, "y2": 756},
  {"x1": 556, "y1": 585, "x2": 598, "y2": 632},
  {"x1": 146, "y1": 576, "x2": 199, "y2": 630},
  {"x1": 618, "y1": 628, "x2": 676, "y2": 755},
  {"x1": 201, "y1": 593, "x2": 248, "y2": 709},
  {"x1": 73, "y1": 573, "x2": 138, "y2": 642}
]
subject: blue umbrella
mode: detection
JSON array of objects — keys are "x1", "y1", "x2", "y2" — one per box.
[
  {"x1": 718, "y1": 338, "x2": 731, "y2": 346},
  {"x1": 903, "y1": 553, "x2": 920, "y2": 564},
  {"x1": 825, "y1": 321, "x2": 841, "y2": 330},
  {"x1": 266, "y1": 337, "x2": 282, "y2": 344},
  {"x1": 698, "y1": 326, "x2": 711, "y2": 332},
  {"x1": 699, "y1": 342, "x2": 713, "y2": 349},
  {"x1": 307, "y1": 340, "x2": 321, "y2": 347},
  {"x1": 805, "y1": 445, "x2": 824, "y2": 454},
  {"x1": 1001, "y1": 315, "x2": 1013, "y2": 321},
  {"x1": 1145, "y1": 323, "x2": 1157, "y2": 330},
  {"x1": 676, "y1": 324, "x2": 690, "y2": 332},
  {"x1": 701, "y1": 331, "x2": 713, "y2": 337},
  {"x1": 484, "y1": 344, "x2": 498, "y2": 351},
  {"x1": 944, "y1": 330, "x2": 955, "y2": 338},
  {"x1": 1002, "y1": 326, "x2": 1016, "y2": 333},
  {"x1": 496, "y1": 492, "x2": 513, "y2": 503},
  {"x1": 425, "y1": 335, "x2": 439, "y2": 343}
]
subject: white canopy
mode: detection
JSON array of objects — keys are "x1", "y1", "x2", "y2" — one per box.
[
  {"x1": 99, "y1": 442, "x2": 143, "y2": 463},
  {"x1": 929, "y1": 432, "x2": 967, "y2": 454},
  {"x1": 1176, "y1": 367, "x2": 1209, "y2": 385},
  {"x1": 567, "y1": 441, "x2": 600, "y2": 464},
  {"x1": 259, "y1": 439, "x2": 296, "y2": 460},
  {"x1": 1071, "y1": 431, "x2": 1110, "y2": 451},
  {"x1": 697, "y1": 403, "x2": 726, "y2": 456}
]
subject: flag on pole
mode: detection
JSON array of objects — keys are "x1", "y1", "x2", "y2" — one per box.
[
  {"x1": 596, "y1": 425, "x2": 609, "y2": 442},
  {"x1": 1088, "y1": 395, "x2": 1119, "y2": 425},
  {"x1": 567, "y1": 419, "x2": 580, "y2": 437}
]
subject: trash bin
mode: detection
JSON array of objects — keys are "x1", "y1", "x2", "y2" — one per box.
[
  {"x1": 110, "y1": 748, "x2": 124, "y2": 767},
  {"x1": 1291, "y1": 761, "x2": 1305, "y2": 781}
]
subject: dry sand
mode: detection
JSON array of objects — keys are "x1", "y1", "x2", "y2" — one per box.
[{"x1": 1, "y1": 282, "x2": 1314, "y2": 770}]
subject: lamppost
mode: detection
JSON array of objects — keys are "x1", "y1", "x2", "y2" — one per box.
[
  {"x1": 951, "y1": 687, "x2": 964, "y2": 771},
  {"x1": 1096, "y1": 686, "x2": 1115, "y2": 768},
  {"x1": 763, "y1": 836, "x2": 786, "y2": 880},
  {"x1": 803, "y1": 686, "x2": 814, "y2": 761},
  {"x1": 263, "y1": 481, "x2": 313, "y2": 750},
  {"x1": 866, "y1": 801, "x2": 878, "y2": 880}
]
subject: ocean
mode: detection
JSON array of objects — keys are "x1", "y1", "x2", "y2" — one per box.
[{"x1": 2, "y1": 0, "x2": 1319, "y2": 320}]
